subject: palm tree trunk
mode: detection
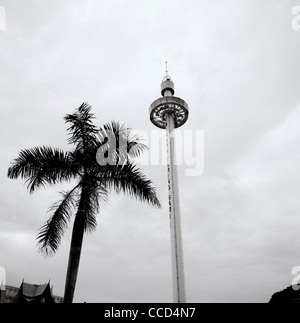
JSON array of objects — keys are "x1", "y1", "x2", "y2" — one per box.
[{"x1": 63, "y1": 191, "x2": 86, "y2": 303}]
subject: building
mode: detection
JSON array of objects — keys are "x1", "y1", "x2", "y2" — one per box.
[
  {"x1": 269, "y1": 285, "x2": 300, "y2": 303},
  {"x1": 0, "y1": 281, "x2": 63, "y2": 303}
]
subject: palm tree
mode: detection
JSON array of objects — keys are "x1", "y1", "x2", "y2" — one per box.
[{"x1": 7, "y1": 103, "x2": 161, "y2": 303}]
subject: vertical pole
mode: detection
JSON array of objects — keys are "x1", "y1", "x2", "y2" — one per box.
[
  {"x1": 166, "y1": 113, "x2": 186, "y2": 303},
  {"x1": 0, "y1": 266, "x2": 6, "y2": 303}
]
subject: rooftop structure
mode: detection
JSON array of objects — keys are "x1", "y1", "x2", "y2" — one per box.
[{"x1": 0, "y1": 281, "x2": 63, "y2": 303}]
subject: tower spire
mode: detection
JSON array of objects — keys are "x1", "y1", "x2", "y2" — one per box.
[
  {"x1": 165, "y1": 60, "x2": 168, "y2": 77},
  {"x1": 162, "y1": 59, "x2": 171, "y2": 81},
  {"x1": 161, "y1": 61, "x2": 175, "y2": 97}
]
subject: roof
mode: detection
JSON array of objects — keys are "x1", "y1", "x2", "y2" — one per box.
[
  {"x1": 21, "y1": 282, "x2": 49, "y2": 298},
  {"x1": 19, "y1": 281, "x2": 57, "y2": 303},
  {"x1": 3, "y1": 284, "x2": 63, "y2": 303}
]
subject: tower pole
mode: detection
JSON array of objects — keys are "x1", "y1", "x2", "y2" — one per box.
[
  {"x1": 150, "y1": 71, "x2": 189, "y2": 303},
  {"x1": 165, "y1": 112, "x2": 186, "y2": 303}
]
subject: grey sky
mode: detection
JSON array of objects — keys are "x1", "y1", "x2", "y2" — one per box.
[{"x1": 1, "y1": 0, "x2": 300, "y2": 303}]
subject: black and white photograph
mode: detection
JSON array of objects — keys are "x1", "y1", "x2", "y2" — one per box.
[{"x1": 0, "y1": 0, "x2": 300, "y2": 306}]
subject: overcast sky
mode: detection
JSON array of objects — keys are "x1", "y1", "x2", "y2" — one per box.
[{"x1": 1, "y1": 0, "x2": 300, "y2": 303}]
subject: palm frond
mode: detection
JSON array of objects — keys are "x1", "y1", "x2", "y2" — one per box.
[
  {"x1": 37, "y1": 186, "x2": 79, "y2": 257},
  {"x1": 97, "y1": 121, "x2": 148, "y2": 165},
  {"x1": 96, "y1": 163, "x2": 161, "y2": 208},
  {"x1": 80, "y1": 178, "x2": 108, "y2": 233},
  {"x1": 127, "y1": 140, "x2": 148, "y2": 159},
  {"x1": 7, "y1": 147, "x2": 78, "y2": 194},
  {"x1": 64, "y1": 102, "x2": 98, "y2": 155}
]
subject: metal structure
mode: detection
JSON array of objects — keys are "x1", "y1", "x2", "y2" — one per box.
[{"x1": 149, "y1": 70, "x2": 189, "y2": 303}]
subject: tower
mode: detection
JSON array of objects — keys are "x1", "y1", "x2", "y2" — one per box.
[{"x1": 149, "y1": 68, "x2": 189, "y2": 303}]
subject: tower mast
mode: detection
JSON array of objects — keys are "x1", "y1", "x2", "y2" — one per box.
[{"x1": 149, "y1": 69, "x2": 189, "y2": 303}]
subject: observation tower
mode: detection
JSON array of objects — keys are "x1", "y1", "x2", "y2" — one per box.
[{"x1": 149, "y1": 67, "x2": 189, "y2": 303}]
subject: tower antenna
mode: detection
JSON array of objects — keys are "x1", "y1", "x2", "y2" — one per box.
[{"x1": 164, "y1": 56, "x2": 170, "y2": 80}]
